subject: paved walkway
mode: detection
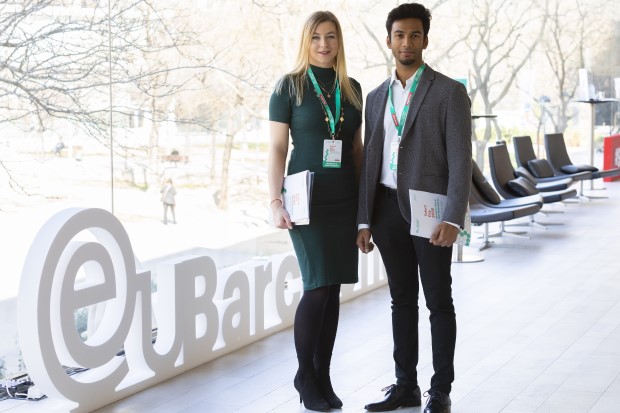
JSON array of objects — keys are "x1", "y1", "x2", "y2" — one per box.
[{"x1": 86, "y1": 181, "x2": 620, "y2": 413}]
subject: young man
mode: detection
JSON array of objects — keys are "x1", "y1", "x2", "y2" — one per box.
[{"x1": 356, "y1": 3, "x2": 472, "y2": 413}]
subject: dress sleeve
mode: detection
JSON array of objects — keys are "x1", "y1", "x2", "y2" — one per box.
[{"x1": 269, "y1": 77, "x2": 292, "y2": 124}]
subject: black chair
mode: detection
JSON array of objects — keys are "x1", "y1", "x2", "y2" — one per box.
[
  {"x1": 512, "y1": 166, "x2": 571, "y2": 192},
  {"x1": 487, "y1": 143, "x2": 577, "y2": 228},
  {"x1": 473, "y1": 157, "x2": 543, "y2": 208},
  {"x1": 469, "y1": 161, "x2": 541, "y2": 249},
  {"x1": 489, "y1": 143, "x2": 577, "y2": 203},
  {"x1": 513, "y1": 135, "x2": 585, "y2": 192},
  {"x1": 545, "y1": 132, "x2": 620, "y2": 197}
]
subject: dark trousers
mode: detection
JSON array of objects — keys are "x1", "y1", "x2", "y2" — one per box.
[{"x1": 371, "y1": 186, "x2": 456, "y2": 395}]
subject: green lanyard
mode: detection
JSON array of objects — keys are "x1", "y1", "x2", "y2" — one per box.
[
  {"x1": 388, "y1": 64, "x2": 426, "y2": 137},
  {"x1": 307, "y1": 67, "x2": 341, "y2": 139}
]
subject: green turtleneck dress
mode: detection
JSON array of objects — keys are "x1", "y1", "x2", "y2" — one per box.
[{"x1": 269, "y1": 66, "x2": 362, "y2": 290}]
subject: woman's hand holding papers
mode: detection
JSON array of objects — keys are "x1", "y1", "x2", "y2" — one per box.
[{"x1": 271, "y1": 200, "x2": 293, "y2": 229}]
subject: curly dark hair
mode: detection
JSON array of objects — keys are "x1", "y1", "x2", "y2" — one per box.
[{"x1": 386, "y1": 3, "x2": 432, "y2": 39}]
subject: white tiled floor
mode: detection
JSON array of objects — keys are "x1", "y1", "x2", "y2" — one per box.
[
  {"x1": 10, "y1": 182, "x2": 620, "y2": 412},
  {"x1": 89, "y1": 182, "x2": 620, "y2": 413}
]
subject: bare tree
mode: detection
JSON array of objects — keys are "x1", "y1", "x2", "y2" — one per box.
[
  {"x1": 0, "y1": 0, "x2": 218, "y2": 187},
  {"x1": 539, "y1": 0, "x2": 616, "y2": 136},
  {"x1": 209, "y1": 76, "x2": 264, "y2": 210},
  {"x1": 347, "y1": 0, "x2": 451, "y2": 78},
  {"x1": 463, "y1": 0, "x2": 548, "y2": 167},
  {"x1": 540, "y1": 0, "x2": 584, "y2": 134},
  {"x1": 5, "y1": 0, "x2": 607, "y2": 209},
  {"x1": 198, "y1": 1, "x2": 300, "y2": 210}
]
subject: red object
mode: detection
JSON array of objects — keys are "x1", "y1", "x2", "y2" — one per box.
[{"x1": 603, "y1": 134, "x2": 620, "y2": 182}]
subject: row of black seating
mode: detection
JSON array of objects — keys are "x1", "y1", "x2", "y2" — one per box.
[
  {"x1": 468, "y1": 133, "x2": 620, "y2": 250},
  {"x1": 516, "y1": 133, "x2": 620, "y2": 199}
]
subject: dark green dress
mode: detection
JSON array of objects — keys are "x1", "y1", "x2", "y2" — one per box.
[{"x1": 269, "y1": 65, "x2": 362, "y2": 290}]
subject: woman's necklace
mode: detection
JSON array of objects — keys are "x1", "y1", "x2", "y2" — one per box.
[
  {"x1": 307, "y1": 67, "x2": 343, "y2": 140},
  {"x1": 318, "y1": 104, "x2": 344, "y2": 139},
  {"x1": 317, "y1": 79, "x2": 336, "y2": 98}
]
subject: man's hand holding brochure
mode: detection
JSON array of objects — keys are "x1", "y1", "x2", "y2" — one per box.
[{"x1": 409, "y1": 189, "x2": 471, "y2": 246}]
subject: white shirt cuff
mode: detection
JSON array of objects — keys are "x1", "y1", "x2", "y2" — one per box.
[{"x1": 444, "y1": 221, "x2": 460, "y2": 229}]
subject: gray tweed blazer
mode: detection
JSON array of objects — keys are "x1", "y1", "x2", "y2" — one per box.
[{"x1": 357, "y1": 65, "x2": 472, "y2": 229}]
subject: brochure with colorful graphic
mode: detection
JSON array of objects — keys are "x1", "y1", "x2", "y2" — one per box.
[{"x1": 409, "y1": 189, "x2": 471, "y2": 246}]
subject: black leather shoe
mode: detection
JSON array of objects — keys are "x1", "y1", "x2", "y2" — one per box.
[
  {"x1": 424, "y1": 391, "x2": 451, "y2": 413},
  {"x1": 364, "y1": 384, "x2": 421, "y2": 412}
]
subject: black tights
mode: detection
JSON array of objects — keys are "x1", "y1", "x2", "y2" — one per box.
[{"x1": 294, "y1": 284, "x2": 341, "y2": 372}]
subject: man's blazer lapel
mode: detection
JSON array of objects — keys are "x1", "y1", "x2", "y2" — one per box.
[{"x1": 400, "y1": 66, "x2": 434, "y2": 141}]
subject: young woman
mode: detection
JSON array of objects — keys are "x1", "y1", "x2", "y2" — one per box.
[{"x1": 268, "y1": 10, "x2": 363, "y2": 412}]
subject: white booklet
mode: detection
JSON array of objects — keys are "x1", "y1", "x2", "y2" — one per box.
[
  {"x1": 282, "y1": 170, "x2": 314, "y2": 225},
  {"x1": 409, "y1": 189, "x2": 471, "y2": 246}
]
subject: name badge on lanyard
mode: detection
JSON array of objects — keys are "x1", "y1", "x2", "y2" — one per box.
[
  {"x1": 388, "y1": 64, "x2": 426, "y2": 171},
  {"x1": 323, "y1": 139, "x2": 342, "y2": 168},
  {"x1": 389, "y1": 141, "x2": 399, "y2": 171},
  {"x1": 308, "y1": 67, "x2": 343, "y2": 169}
]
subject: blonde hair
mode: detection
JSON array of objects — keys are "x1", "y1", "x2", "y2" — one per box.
[{"x1": 277, "y1": 11, "x2": 362, "y2": 110}]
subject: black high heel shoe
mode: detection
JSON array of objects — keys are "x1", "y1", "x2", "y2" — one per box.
[
  {"x1": 294, "y1": 370, "x2": 331, "y2": 412},
  {"x1": 316, "y1": 369, "x2": 342, "y2": 408}
]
